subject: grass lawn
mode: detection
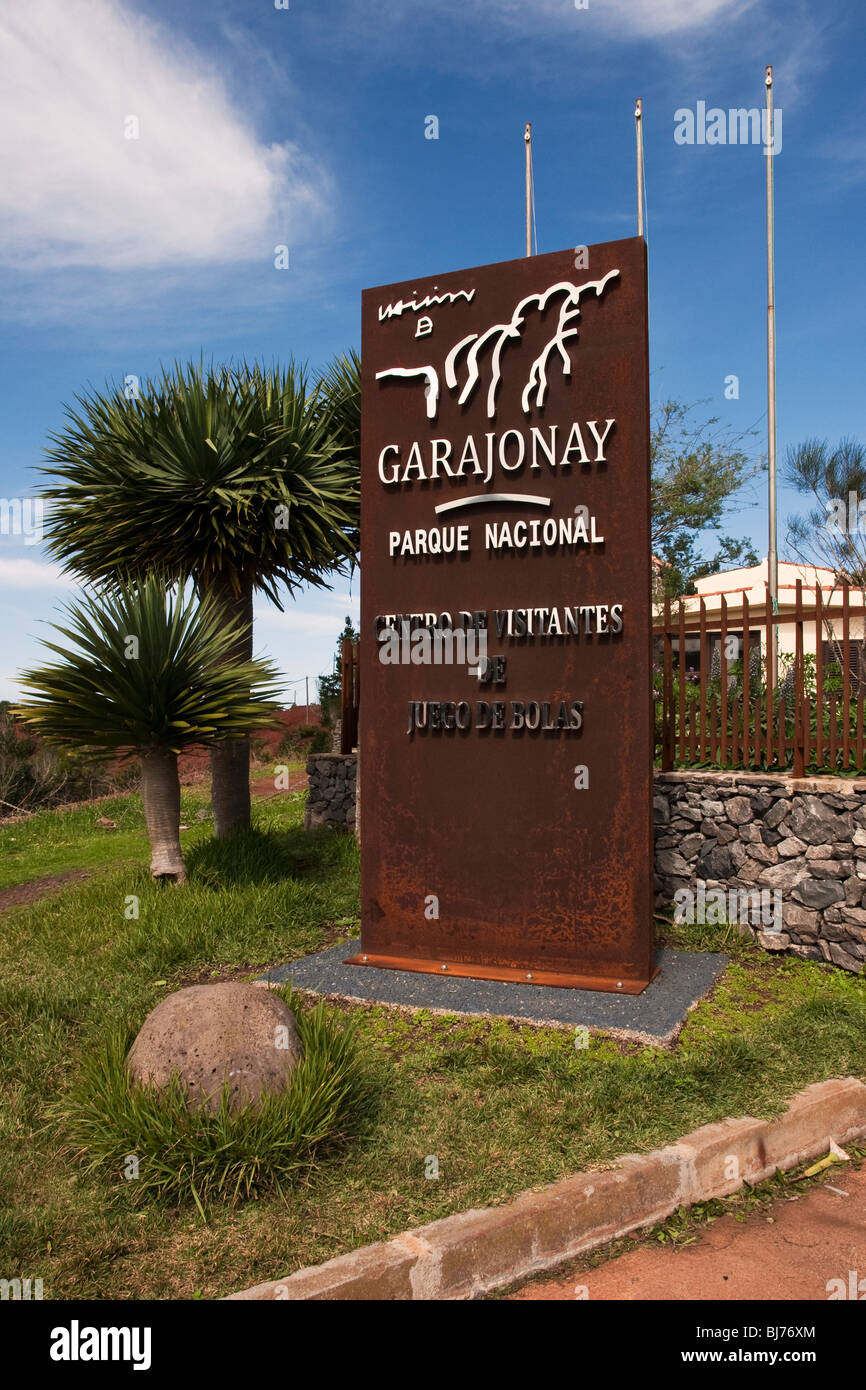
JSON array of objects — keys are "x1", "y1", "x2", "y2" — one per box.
[
  {"x1": 1, "y1": 786, "x2": 865, "y2": 1300},
  {"x1": 0, "y1": 759, "x2": 305, "y2": 891},
  {"x1": 0, "y1": 793, "x2": 157, "y2": 890}
]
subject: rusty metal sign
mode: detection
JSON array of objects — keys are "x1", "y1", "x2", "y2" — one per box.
[{"x1": 347, "y1": 238, "x2": 655, "y2": 993}]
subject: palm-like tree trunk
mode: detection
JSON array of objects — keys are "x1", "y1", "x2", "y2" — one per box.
[
  {"x1": 208, "y1": 579, "x2": 253, "y2": 837},
  {"x1": 140, "y1": 747, "x2": 187, "y2": 882}
]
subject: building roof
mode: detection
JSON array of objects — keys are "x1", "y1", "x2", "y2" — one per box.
[{"x1": 690, "y1": 558, "x2": 860, "y2": 609}]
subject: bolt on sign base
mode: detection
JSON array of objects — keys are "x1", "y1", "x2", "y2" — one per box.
[{"x1": 343, "y1": 951, "x2": 660, "y2": 995}]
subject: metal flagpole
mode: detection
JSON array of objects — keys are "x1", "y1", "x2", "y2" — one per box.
[
  {"x1": 765, "y1": 65, "x2": 778, "y2": 683},
  {"x1": 635, "y1": 99, "x2": 644, "y2": 238},
  {"x1": 524, "y1": 123, "x2": 532, "y2": 256}
]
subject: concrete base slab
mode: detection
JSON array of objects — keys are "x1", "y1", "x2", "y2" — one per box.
[{"x1": 261, "y1": 945, "x2": 728, "y2": 1045}]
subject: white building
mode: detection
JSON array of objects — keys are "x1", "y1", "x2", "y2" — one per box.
[{"x1": 666, "y1": 559, "x2": 866, "y2": 678}]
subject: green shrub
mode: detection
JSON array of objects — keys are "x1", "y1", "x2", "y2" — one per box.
[
  {"x1": 0, "y1": 704, "x2": 115, "y2": 812},
  {"x1": 56, "y1": 986, "x2": 369, "y2": 1210},
  {"x1": 277, "y1": 723, "x2": 325, "y2": 758},
  {"x1": 110, "y1": 758, "x2": 141, "y2": 792}
]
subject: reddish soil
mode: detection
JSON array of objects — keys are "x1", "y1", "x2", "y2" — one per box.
[
  {"x1": 0, "y1": 870, "x2": 91, "y2": 912},
  {"x1": 1, "y1": 709, "x2": 323, "y2": 809},
  {"x1": 175, "y1": 707, "x2": 323, "y2": 783},
  {"x1": 251, "y1": 768, "x2": 308, "y2": 798}
]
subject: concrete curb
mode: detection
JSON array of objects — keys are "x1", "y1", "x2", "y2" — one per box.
[{"x1": 225, "y1": 1077, "x2": 866, "y2": 1301}]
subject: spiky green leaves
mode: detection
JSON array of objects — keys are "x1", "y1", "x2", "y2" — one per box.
[
  {"x1": 16, "y1": 575, "x2": 282, "y2": 754},
  {"x1": 40, "y1": 360, "x2": 360, "y2": 606},
  {"x1": 315, "y1": 350, "x2": 360, "y2": 463}
]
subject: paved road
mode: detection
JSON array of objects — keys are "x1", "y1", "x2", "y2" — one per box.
[{"x1": 508, "y1": 1163, "x2": 866, "y2": 1301}]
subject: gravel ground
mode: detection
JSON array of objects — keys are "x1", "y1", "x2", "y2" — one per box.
[{"x1": 263, "y1": 945, "x2": 728, "y2": 1044}]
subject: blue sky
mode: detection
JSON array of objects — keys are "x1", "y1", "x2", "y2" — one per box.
[{"x1": 1, "y1": 0, "x2": 863, "y2": 701}]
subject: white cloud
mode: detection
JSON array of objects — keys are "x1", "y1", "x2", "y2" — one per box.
[
  {"x1": 322, "y1": 590, "x2": 360, "y2": 608},
  {"x1": 361, "y1": 0, "x2": 756, "y2": 41},
  {"x1": 254, "y1": 605, "x2": 359, "y2": 640},
  {"x1": 0, "y1": 0, "x2": 328, "y2": 271},
  {"x1": 505, "y1": 0, "x2": 756, "y2": 37},
  {"x1": 0, "y1": 557, "x2": 73, "y2": 590}
]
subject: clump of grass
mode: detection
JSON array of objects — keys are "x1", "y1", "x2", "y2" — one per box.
[{"x1": 56, "y1": 987, "x2": 370, "y2": 1211}]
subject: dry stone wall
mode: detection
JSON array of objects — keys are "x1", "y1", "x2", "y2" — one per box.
[
  {"x1": 655, "y1": 771, "x2": 866, "y2": 974},
  {"x1": 304, "y1": 754, "x2": 357, "y2": 833}
]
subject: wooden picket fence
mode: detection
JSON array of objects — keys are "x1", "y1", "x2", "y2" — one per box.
[
  {"x1": 339, "y1": 637, "x2": 359, "y2": 754},
  {"x1": 654, "y1": 580, "x2": 866, "y2": 776}
]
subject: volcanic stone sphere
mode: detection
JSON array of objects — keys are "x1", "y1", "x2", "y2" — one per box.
[{"x1": 127, "y1": 982, "x2": 303, "y2": 1114}]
